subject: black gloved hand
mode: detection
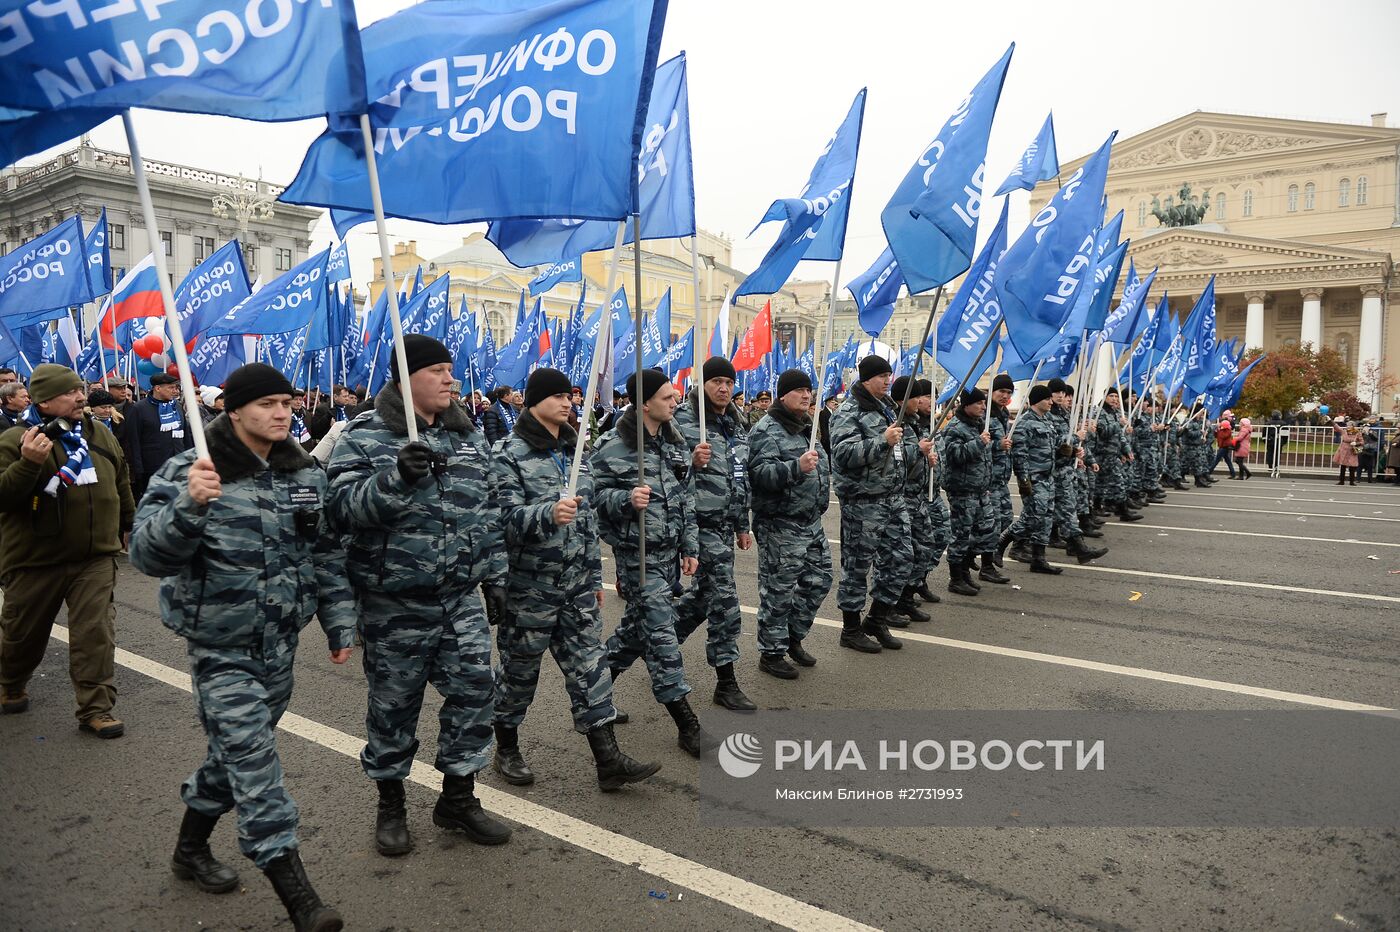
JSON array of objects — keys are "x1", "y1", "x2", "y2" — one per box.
[
  {"x1": 1017, "y1": 478, "x2": 1033, "y2": 498},
  {"x1": 396, "y1": 441, "x2": 435, "y2": 487},
  {"x1": 482, "y1": 583, "x2": 509, "y2": 627}
]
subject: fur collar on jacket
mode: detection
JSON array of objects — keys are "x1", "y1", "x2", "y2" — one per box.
[
  {"x1": 373, "y1": 382, "x2": 473, "y2": 437},
  {"x1": 513, "y1": 408, "x2": 577, "y2": 452},
  {"x1": 205, "y1": 413, "x2": 313, "y2": 482},
  {"x1": 615, "y1": 406, "x2": 684, "y2": 451}
]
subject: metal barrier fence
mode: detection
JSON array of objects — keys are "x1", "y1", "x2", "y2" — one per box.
[{"x1": 1232, "y1": 424, "x2": 1396, "y2": 479}]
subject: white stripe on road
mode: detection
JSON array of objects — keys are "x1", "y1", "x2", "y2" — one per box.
[
  {"x1": 48, "y1": 626, "x2": 877, "y2": 932},
  {"x1": 1204, "y1": 480, "x2": 1400, "y2": 497},
  {"x1": 1127, "y1": 502, "x2": 1400, "y2": 522},
  {"x1": 1113, "y1": 522, "x2": 1400, "y2": 548},
  {"x1": 1181, "y1": 490, "x2": 1400, "y2": 508}
]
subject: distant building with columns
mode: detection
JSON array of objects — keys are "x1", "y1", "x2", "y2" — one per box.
[{"x1": 1035, "y1": 110, "x2": 1398, "y2": 412}]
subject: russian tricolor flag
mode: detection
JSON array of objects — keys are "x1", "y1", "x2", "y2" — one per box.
[{"x1": 109, "y1": 254, "x2": 163, "y2": 327}]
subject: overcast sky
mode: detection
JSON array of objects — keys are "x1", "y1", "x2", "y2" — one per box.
[{"x1": 36, "y1": 0, "x2": 1400, "y2": 293}]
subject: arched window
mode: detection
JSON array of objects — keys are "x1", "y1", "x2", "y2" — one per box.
[
  {"x1": 1303, "y1": 182, "x2": 1316, "y2": 210},
  {"x1": 1338, "y1": 178, "x2": 1351, "y2": 207},
  {"x1": 900, "y1": 328, "x2": 910, "y2": 345},
  {"x1": 1286, "y1": 185, "x2": 1299, "y2": 212},
  {"x1": 1214, "y1": 192, "x2": 1226, "y2": 220},
  {"x1": 1137, "y1": 200, "x2": 1147, "y2": 226},
  {"x1": 1357, "y1": 176, "x2": 1369, "y2": 205},
  {"x1": 1242, "y1": 189, "x2": 1254, "y2": 217}
]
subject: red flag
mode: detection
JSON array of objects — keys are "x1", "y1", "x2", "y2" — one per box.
[{"x1": 730, "y1": 301, "x2": 773, "y2": 372}]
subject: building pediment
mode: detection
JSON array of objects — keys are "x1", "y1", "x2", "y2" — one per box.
[
  {"x1": 1125, "y1": 228, "x2": 1390, "y2": 293},
  {"x1": 1063, "y1": 111, "x2": 1400, "y2": 176}
]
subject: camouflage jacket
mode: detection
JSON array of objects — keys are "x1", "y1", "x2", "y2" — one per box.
[
  {"x1": 490, "y1": 410, "x2": 603, "y2": 597},
  {"x1": 674, "y1": 391, "x2": 751, "y2": 533},
  {"x1": 1050, "y1": 404, "x2": 1079, "y2": 467},
  {"x1": 326, "y1": 383, "x2": 506, "y2": 595},
  {"x1": 747, "y1": 403, "x2": 830, "y2": 525},
  {"x1": 1011, "y1": 408, "x2": 1057, "y2": 480},
  {"x1": 129, "y1": 415, "x2": 355, "y2": 650},
  {"x1": 897, "y1": 406, "x2": 931, "y2": 498},
  {"x1": 590, "y1": 407, "x2": 698, "y2": 558},
  {"x1": 830, "y1": 381, "x2": 902, "y2": 499},
  {"x1": 941, "y1": 410, "x2": 993, "y2": 494},
  {"x1": 988, "y1": 404, "x2": 1013, "y2": 480}
]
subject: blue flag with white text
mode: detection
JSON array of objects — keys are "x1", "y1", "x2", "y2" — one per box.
[
  {"x1": 0, "y1": 216, "x2": 95, "y2": 320},
  {"x1": 995, "y1": 112, "x2": 1059, "y2": 196},
  {"x1": 849, "y1": 246, "x2": 904, "y2": 337},
  {"x1": 207, "y1": 249, "x2": 331, "y2": 337},
  {"x1": 528, "y1": 258, "x2": 583, "y2": 296},
  {"x1": 84, "y1": 208, "x2": 112, "y2": 298},
  {"x1": 934, "y1": 200, "x2": 1010, "y2": 391}
]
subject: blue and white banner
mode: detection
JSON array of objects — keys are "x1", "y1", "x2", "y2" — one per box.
[
  {"x1": 177, "y1": 241, "x2": 252, "y2": 336},
  {"x1": 282, "y1": 0, "x2": 670, "y2": 225},
  {"x1": 0, "y1": 106, "x2": 116, "y2": 169},
  {"x1": 331, "y1": 208, "x2": 373, "y2": 241},
  {"x1": 881, "y1": 45, "x2": 1013, "y2": 296},
  {"x1": 84, "y1": 207, "x2": 112, "y2": 298},
  {"x1": 528, "y1": 257, "x2": 583, "y2": 296},
  {"x1": 932, "y1": 200, "x2": 1010, "y2": 389},
  {"x1": 402, "y1": 274, "x2": 452, "y2": 342},
  {"x1": 737, "y1": 88, "x2": 865, "y2": 296},
  {"x1": 489, "y1": 50, "x2": 692, "y2": 266},
  {"x1": 326, "y1": 240, "x2": 351, "y2": 284},
  {"x1": 0, "y1": 2, "x2": 366, "y2": 121},
  {"x1": 1101, "y1": 262, "x2": 1157, "y2": 346},
  {"x1": 995, "y1": 111, "x2": 1059, "y2": 196},
  {"x1": 848, "y1": 246, "x2": 904, "y2": 338},
  {"x1": 656, "y1": 325, "x2": 694, "y2": 379},
  {"x1": 206, "y1": 249, "x2": 331, "y2": 337},
  {"x1": 0, "y1": 215, "x2": 95, "y2": 319},
  {"x1": 1180, "y1": 276, "x2": 1219, "y2": 398}
]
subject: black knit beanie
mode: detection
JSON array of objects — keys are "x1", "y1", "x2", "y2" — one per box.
[
  {"x1": 391, "y1": 334, "x2": 453, "y2": 380},
  {"x1": 223, "y1": 363, "x2": 295, "y2": 412},
  {"x1": 524, "y1": 367, "x2": 573, "y2": 409}
]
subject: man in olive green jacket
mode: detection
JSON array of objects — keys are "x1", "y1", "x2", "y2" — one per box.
[{"x1": 0, "y1": 364, "x2": 135, "y2": 737}]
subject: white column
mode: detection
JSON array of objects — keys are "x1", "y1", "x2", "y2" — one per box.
[
  {"x1": 1244, "y1": 290, "x2": 1267, "y2": 349},
  {"x1": 1358, "y1": 287, "x2": 1384, "y2": 408},
  {"x1": 1300, "y1": 287, "x2": 1324, "y2": 349}
]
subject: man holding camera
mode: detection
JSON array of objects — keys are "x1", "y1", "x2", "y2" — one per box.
[{"x1": 0, "y1": 365, "x2": 134, "y2": 737}]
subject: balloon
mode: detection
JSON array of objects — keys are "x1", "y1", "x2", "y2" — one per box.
[
  {"x1": 1319, "y1": 404, "x2": 1330, "y2": 415},
  {"x1": 136, "y1": 359, "x2": 160, "y2": 377},
  {"x1": 150, "y1": 353, "x2": 170, "y2": 370},
  {"x1": 166, "y1": 364, "x2": 179, "y2": 377}
]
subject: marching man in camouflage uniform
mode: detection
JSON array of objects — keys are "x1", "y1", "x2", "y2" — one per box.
[
  {"x1": 672, "y1": 356, "x2": 756, "y2": 710},
  {"x1": 999, "y1": 384, "x2": 1066, "y2": 575},
  {"x1": 747, "y1": 368, "x2": 832, "y2": 678},
  {"x1": 830, "y1": 354, "x2": 909, "y2": 652},
  {"x1": 596, "y1": 369, "x2": 717, "y2": 758},
  {"x1": 941, "y1": 388, "x2": 1006, "y2": 595},
  {"x1": 1048, "y1": 382, "x2": 1109, "y2": 564},
  {"x1": 988, "y1": 374, "x2": 1016, "y2": 546},
  {"x1": 488, "y1": 367, "x2": 661, "y2": 791},
  {"x1": 1181, "y1": 404, "x2": 1214, "y2": 486},
  {"x1": 130, "y1": 363, "x2": 351, "y2": 932},
  {"x1": 327, "y1": 335, "x2": 511, "y2": 858},
  {"x1": 1095, "y1": 388, "x2": 1141, "y2": 523},
  {"x1": 889, "y1": 375, "x2": 934, "y2": 624}
]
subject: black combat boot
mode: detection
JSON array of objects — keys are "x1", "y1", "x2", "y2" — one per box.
[
  {"x1": 895, "y1": 586, "x2": 931, "y2": 623},
  {"x1": 1194, "y1": 476, "x2": 1209, "y2": 487},
  {"x1": 786, "y1": 639, "x2": 817, "y2": 667},
  {"x1": 839, "y1": 609, "x2": 881, "y2": 653},
  {"x1": 1116, "y1": 502, "x2": 1143, "y2": 522},
  {"x1": 432, "y1": 774, "x2": 512, "y2": 845},
  {"x1": 913, "y1": 575, "x2": 942, "y2": 603},
  {"x1": 1077, "y1": 516, "x2": 1105, "y2": 538},
  {"x1": 1029, "y1": 543, "x2": 1063, "y2": 575},
  {"x1": 1048, "y1": 530, "x2": 1067, "y2": 549},
  {"x1": 171, "y1": 808, "x2": 240, "y2": 893},
  {"x1": 1065, "y1": 536, "x2": 1108, "y2": 564},
  {"x1": 586, "y1": 723, "x2": 661, "y2": 792},
  {"x1": 995, "y1": 529, "x2": 1016, "y2": 563},
  {"x1": 1172, "y1": 478, "x2": 1189, "y2": 490},
  {"x1": 373, "y1": 779, "x2": 412, "y2": 857},
  {"x1": 978, "y1": 554, "x2": 1010, "y2": 584},
  {"x1": 861, "y1": 602, "x2": 903, "y2": 650},
  {"x1": 962, "y1": 554, "x2": 983, "y2": 589},
  {"x1": 948, "y1": 561, "x2": 979, "y2": 597},
  {"x1": 492, "y1": 723, "x2": 535, "y2": 786},
  {"x1": 713, "y1": 663, "x2": 757, "y2": 711},
  {"x1": 1009, "y1": 540, "x2": 1034, "y2": 564},
  {"x1": 262, "y1": 850, "x2": 342, "y2": 932},
  {"x1": 759, "y1": 653, "x2": 800, "y2": 679},
  {"x1": 1147, "y1": 489, "x2": 1167, "y2": 503},
  {"x1": 666, "y1": 697, "x2": 721, "y2": 758}
]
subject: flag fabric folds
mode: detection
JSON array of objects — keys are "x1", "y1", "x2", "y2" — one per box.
[
  {"x1": 206, "y1": 249, "x2": 332, "y2": 337},
  {"x1": 0, "y1": 106, "x2": 117, "y2": 169},
  {"x1": 995, "y1": 111, "x2": 1059, "y2": 196},
  {"x1": 848, "y1": 246, "x2": 904, "y2": 338},
  {"x1": 731, "y1": 301, "x2": 773, "y2": 371},
  {"x1": 528, "y1": 258, "x2": 584, "y2": 296},
  {"x1": 933, "y1": 200, "x2": 1010, "y2": 392},
  {"x1": 0, "y1": 216, "x2": 96, "y2": 319},
  {"x1": 83, "y1": 208, "x2": 112, "y2": 298}
]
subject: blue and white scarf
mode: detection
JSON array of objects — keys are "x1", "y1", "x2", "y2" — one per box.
[
  {"x1": 158, "y1": 399, "x2": 184, "y2": 439},
  {"x1": 20, "y1": 406, "x2": 96, "y2": 496},
  {"x1": 290, "y1": 412, "x2": 311, "y2": 444}
]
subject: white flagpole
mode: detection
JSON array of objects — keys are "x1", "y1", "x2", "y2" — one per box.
[
  {"x1": 809, "y1": 256, "x2": 843, "y2": 452},
  {"x1": 688, "y1": 234, "x2": 707, "y2": 446},
  {"x1": 565, "y1": 221, "x2": 627, "y2": 495},
  {"x1": 97, "y1": 297, "x2": 112, "y2": 391},
  {"x1": 122, "y1": 112, "x2": 208, "y2": 459},
  {"x1": 358, "y1": 115, "x2": 418, "y2": 443}
]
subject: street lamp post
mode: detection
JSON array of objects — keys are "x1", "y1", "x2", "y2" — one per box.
[{"x1": 211, "y1": 174, "x2": 276, "y2": 264}]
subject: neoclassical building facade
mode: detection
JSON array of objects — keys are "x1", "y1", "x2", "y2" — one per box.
[{"x1": 1035, "y1": 111, "x2": 1398, "y2": 411}]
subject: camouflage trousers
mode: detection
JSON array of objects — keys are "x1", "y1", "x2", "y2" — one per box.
[
  {"x1": 1136, "y1": 441, "x2": 1161, "y2": 491},
  {"x1": 1008, "y1": 473, "x2": 1054, "y2": 546},
  {"x1": 1165, "y1": 435, "x2": 1182, "y2": 478},
  {"x1": 753, "y1": 517, "x2": 832, "y2": 656},
  {"x1": 946, "y1": 489, "x2": 997, "y2": 564},
  {"x1": 1097, "y1": 456, "x2": 1127, "y2": 504},
  {"x1": 906, "y1": 492, "x2": 948, "y2": 583},
  {"x1": 1052, "y1": 464, "x2": 1082, "y2": 536},
  {"x1": 990, "y1": 474, "x2": 1015, "y2": 535},
  {"x1": 605, "y1": 548, "x2": 691, "y2": 704},
  {"x1": 673, "y1": 525, "x2": 742, "y2": 668},
  {"x1": 183, "y1": 635, "x2": 299, "y2": 869},
  {"x1": 358, "y1": 588, "x2": 495, "y2": 781},
  {"x1": 494, "y1": 584, "x2": 617, "y2": 734},
  {"x1": 836, "y1": 495, "x2": 912, "y2": 612},
  {"x1": 1075, "y1": 466, "x2": 1091, "y2": 514}
]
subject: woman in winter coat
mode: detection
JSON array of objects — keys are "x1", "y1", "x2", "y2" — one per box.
[
  {"x1": 1332, "y1": 419, "x2": 1361, "y2": 485},
  {"x1": 1232, "y1": 418, "x2": 1253, "y2": 479}
]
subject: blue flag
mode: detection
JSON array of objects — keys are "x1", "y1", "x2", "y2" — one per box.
[
  {"x1": 445, "y1": 299, "x2": 477, "y2": 385},
  {"x1": 934, "y1": 200, "x2": 1010, "y2": 391},
  {"x1": 656, "y1": 326, "x2": 694, "y2": 379},
  {"x1": 1180, "y1": 277, "x2": 1219, "y2": 398},
  {"x1": 1125, "y1": 296, "x2": 1165, "y2": 386},
  {"x1": 881, "y1": 45, "x2": 1013, "y2": 296},
  {"x1": 326, "y1": 241, "x2": 351, "y2": 285},
  {"x1": 1101, "y1": 262, "x2": 1157, "y2": 346},
  {"x1": 0, "y1": 3, "x2": 366, "y2": 121},
  {"x1": 998, "y1": 132, "x2": 1116, "y2": 363},
  {"x1": 528, "y1": 258, "x2": 583, "y2": 296},
  {"x1": 995, "y1": 112, "x2": 1059, "y2": 196},
  {"x1": 84, "y1": 208, "x2": 112, "y2": 298},
  {"x1": 0, "y1": 216, "x2": 95, "y2": 319},
  {"x1": 331, "y1": 209, "x2": 373, "y2": 241},
  {"x1": 402, "y1": 275, "x2": 452, "y2": 342},
  {"x1": 0, "y1": 106, "x2": 116, "y2": 169},
  {"x1": 177, "y1": 241, "x2": 252, "y2": 337},
  {"x1": 652, "y1": 288, "x2": 672, "y2": 348},
  {"x1": 489, "y1": 51, "x2": 692, "y2": 267},
  {"x1": 207, "y1": 249, "x2": 331, "y2": 337},
  {"x1": 494, "y1": 298, "x2": 547, "y2": 389},
  {"x1": 1079, "y1": 241, "x2": 1129, "y2": 335},
  {"x1": 737, "y1": 88, "x2": 865, "y2": 296},
  {"x1": 848, "y1": 246, "x2": 904, "y2": 338},
  {"x1": 282, "y1": 0, "x2": 670, "y2": 225}
]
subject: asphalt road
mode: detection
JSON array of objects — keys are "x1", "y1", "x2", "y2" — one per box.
[{"x1": 3, "y1": 473, "x2": 1398, "y2": 931}]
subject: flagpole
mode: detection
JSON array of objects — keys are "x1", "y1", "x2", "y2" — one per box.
[
  {"x1": 96, "y1": 300, "x2": 111, "y2": 391},
  {"x1": 894, "y1": 284, "x2": 947, "y2": 432},
  {"x1": 981, "y1": 343, "x2": 1003, "y2": 433},
  {"x1": 809, "y1": 256, "x2": 843, "y2": 452},
  {"x1": 121, "y1": 111, "x2": 208, "y2": 460},
  {"x1": 1006, "y1": 358, "x2": 1049, "y2": 442},
  {"x1": 930, "y1": 318, "x2": 1000, "y2": 433},
  {"x1": 566, "y1": 221, "x2": 627, "y2": 495},
  {"x1": 632, "y1": 213, "x2": 647, "y2": 586},
  {"x1": 688, "y1": 234, "x2": 707, "y2": 446},
  {"x1": 358, "y1": 115, "x2": 418, "y2": 444}
]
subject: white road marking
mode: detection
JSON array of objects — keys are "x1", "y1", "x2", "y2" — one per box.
[
  {"x1": 1113, "y1": 523, "x2": 1400, "y2": 548},
  {"x1": 1141, "y1": 503, "x2": 1400, "y2": 522},
  {"x1": 1182, "y1": 490, "x2": 1400, "y2": 508},
  {"x1": 48, "y1": 626, "x2": 877, "y2": 932}
]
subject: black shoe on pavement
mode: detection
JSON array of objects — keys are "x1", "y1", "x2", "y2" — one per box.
[
  {"x1": 713, "y1": 664, "x2": 757, "y2": 711},
  {"x1": 861, "y1": 605, "x2": 903, "y2": 650},
  {"x1": 978, "y1": 555, "x2": 1011, "y2": 584},
  {"x1": 587, "y1": 723, "x2": 661, "y2": 792},
  {"x1": 787, "y1": 640, "x2": 817, "y2": 667},
  {"x1": 912, "y1": 579, "x2": 942, "y2": 603},
  {"x1": 1117, "y1": 503, "x2": 1143, "y2": 522},
  {"x1": 433, "y1": 774, "x2": 512, "y2": 845},
  {"x1": 373, "y1": 779, "x2": 413, "y2": 857},
  {"x1": 262, "y1": 851, "x2": 343, "y2": 932},
  {"x1": 895, "y1": 586, "x2": 932, "y2": 622},
  {"x1": 1065, "y1": 536, "x2": 1108, "y2": 564},
  {"x1": 1029, "y1": 544, "x2": 1063, "y2": 575},
  {"x1": 948, "y1": 561, "x2": 979, "y2": 597},
  {"x1": 666, "y1": 697, "x2": 721, "y2": 758},
  {"x1": 839, "y1": 609, "x2": 882, "y2": 653},
  {"x1": 171, "y1": 808, "x2": 240, "y2": 893},
  {"x1": 759, "y1": 653, "x2": 800, "y2": 680},
  {"x1": 492, "y1": 723, "x2": 535, "y2": 786}
]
